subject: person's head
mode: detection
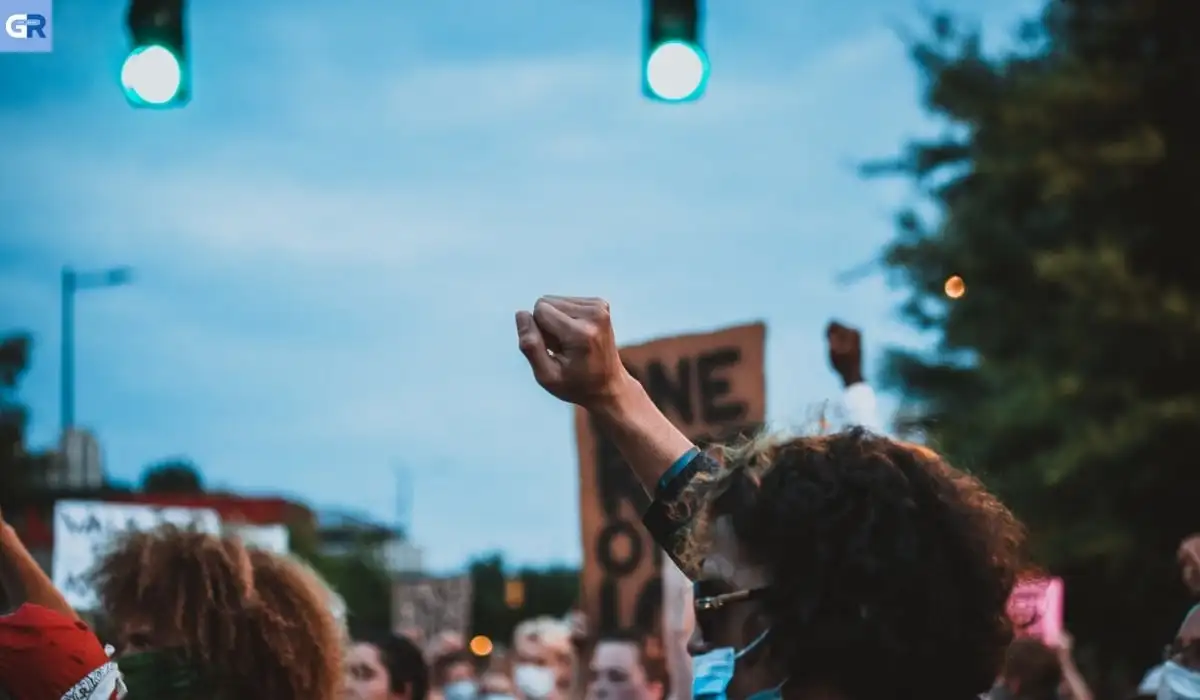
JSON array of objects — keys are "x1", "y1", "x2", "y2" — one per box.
[
  {"x1": 1179, "y1": 537, "x2": 1200, "y2": 596},
  {"x1": 432, "y1": 650, "x2": 477, "y2": 700},
  {"x1": 479, "y1": 671, "x2": 517, "y2": 700},
  {"x1": 512, "y1": 617, "x2": 574, "y2": 700},
  {"x1": 345, "y1": 634, "x2": 429, "y2": 700},
  {"x1": 1160, "y1": 605, "x2": 1200, "y2": 700},
  {"x1": 93, "y1": 525, "x2": 343, "y2": 699},
  {"x1": 585, "y1": 632, "x2": 665, "y2": 700},
  {"x1": 998, "y1": 639, "x2": 1061, "y2": 700},
  {"x1": 676, "y1": 428, "x2": 1026, "y2": 700}
]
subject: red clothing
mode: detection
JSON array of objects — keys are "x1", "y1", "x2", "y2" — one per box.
[{"x1": 0, "y1": 603, "x2": 115, "y2": 700}]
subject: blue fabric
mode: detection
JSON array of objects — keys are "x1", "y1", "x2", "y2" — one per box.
[{"x1": 657, "y1": 447, "x2": 700, "y2": 497}]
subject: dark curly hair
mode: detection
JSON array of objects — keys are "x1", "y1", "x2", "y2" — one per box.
[
  {"x1": 358, "y1": 633, "x2": 430, "y2": 700},
  {"x1": 92, "y1": 525, "x2": 343, "y2": 699},
  {"x1": 682, "y1": 427, "x2": 1026, "y2": 700}
]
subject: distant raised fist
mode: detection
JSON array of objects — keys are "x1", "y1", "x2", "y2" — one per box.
[
  {"x1": 826, "y1": 321, "x2": 863, "y2": 387},
  {"x1": 515, "y1": 296, "x2": 631, "y2": 409}
]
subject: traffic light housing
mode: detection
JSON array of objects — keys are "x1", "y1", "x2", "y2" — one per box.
[
  {"x1": 121, "y1": 0, "x2": 189, "y2": 108},
  {"x1": 643, "y1": 0, "x2": 708, "y2": 102}
]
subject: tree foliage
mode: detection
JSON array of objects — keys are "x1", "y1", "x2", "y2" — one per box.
[
  {"x1": 0, "y1": 334, "x2": 40, "y2": 511},
  {"x1": 469, "y1": 553, "x2": 579, "y2": 644},
  {"x1": 872, "y1": 1, "x2": 1200, "y2": 694},
  {"x1": 308, "y1": 546, "x2": 394, "y2": 634},
  {"x1": 140, "y1": 459, "x2": 205, "y2": 493}
]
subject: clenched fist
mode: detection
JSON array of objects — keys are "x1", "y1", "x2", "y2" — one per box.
[
  {"x1": 515, "y1": 296, "x2": 630, "y2": 408},
  {"x1": 826, "y1": 320, "x2": 863, "y2": 387}
]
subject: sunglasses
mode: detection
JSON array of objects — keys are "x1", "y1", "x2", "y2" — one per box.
[{"x1": 693, "y1": 586, "x2": 769, "y2": 640}]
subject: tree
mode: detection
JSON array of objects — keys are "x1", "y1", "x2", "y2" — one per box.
[
  {"x1": 0, "y1": 334, "x2": 39, "y2": 511},
  {"x1": 140, "y1": 459, "x2": 204, "y2": 493},
  {"x1": 870, "y1": 0, "x2": 1200, "y2": 694},
  {"x1": 308, "y1": 546, "x2": 393, "y2": 634},
  {"x1": 469, "y1": 553, "x2": 579, "y2": 644}
]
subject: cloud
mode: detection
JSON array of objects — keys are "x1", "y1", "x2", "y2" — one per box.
[{"x1": 0, "y1": 0, "x2": 981, "y2": 569}]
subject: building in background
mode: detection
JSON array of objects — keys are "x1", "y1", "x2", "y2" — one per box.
[
  {"x1": 33, "y1": 428, "x2": 106, "y2": 490},
  {"x1": 317, "y1": 510, "x2": 424, "y2": 576}
]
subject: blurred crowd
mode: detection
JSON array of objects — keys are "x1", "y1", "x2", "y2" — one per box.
[{"x1": 0, "y1": 297, "x2": 1197, "y2": 700}]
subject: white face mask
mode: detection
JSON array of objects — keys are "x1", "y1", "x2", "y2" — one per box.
[
  {"x1": 514, "y1": 664, "x2": 556, "y2": 700},
  {"x1": 1160, "y1": 662, "x2": 1200, "y2": 700},
  {"x1": 443, "y1": 680, "x2": 477, "y2": 700}
]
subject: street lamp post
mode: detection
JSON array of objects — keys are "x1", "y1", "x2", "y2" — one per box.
[{"x1": 60, "y1": 266, "x2": 133, "y2": 439}]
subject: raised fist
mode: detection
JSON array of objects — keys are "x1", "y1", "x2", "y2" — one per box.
[
  {"x1": 515, "y1": 296, "x2": 630, "y2": 408},
  {"x1": 826, "y1": 321, "x2": 863, "y2": 387}
]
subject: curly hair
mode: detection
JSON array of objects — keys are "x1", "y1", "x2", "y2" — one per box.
[
  {"x1": 678, "y1": 427, "x2": 1026, "y2": 700},
  {"x1": 92, "y1": 525, "x2": 343, "y2": 699}
]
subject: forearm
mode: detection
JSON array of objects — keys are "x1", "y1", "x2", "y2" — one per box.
[
  {"x1": 588, "y1": 373, "x2": 695, "y2": 496},
  {"x1": 1060, "y1": 659, "x2": 1092, "y2": 700},
  {"x1": 0, "y1": 522, "x2": 77, "y2": 619}
]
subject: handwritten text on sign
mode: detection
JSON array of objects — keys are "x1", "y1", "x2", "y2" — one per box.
[
  {"x1": 52, "y1": 500, "x2": 220, "y2": 610},
  {"x1": 575, "y1": 322, "x2": 766, "y2": 638},
  {"x1": 1006, "y1": 577, "x2": 1064, "y2": 645}
]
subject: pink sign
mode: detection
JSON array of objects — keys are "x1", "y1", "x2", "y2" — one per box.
[{"x1": 1006, "y1": 577, "x2": 1064, "y2": 645}]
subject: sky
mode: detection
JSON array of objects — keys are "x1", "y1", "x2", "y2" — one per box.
[{"x1": 0, "y1": 0, "x2": 1038, "y2": 573}]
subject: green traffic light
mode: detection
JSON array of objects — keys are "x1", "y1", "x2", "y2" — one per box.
[
  {"x1": 646, "y1": 40, "x2": 709, "y2": 102},
  {"x1": 121, "y1": 45, "x2": 183, "y2": 105}
]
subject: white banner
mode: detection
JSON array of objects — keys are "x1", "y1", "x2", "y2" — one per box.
[
  {"x1": 227, "y1": 523, "x2": 289, "y2": 554},
  {"x1": 52, "y1": 500, "x2": 220, "y2": 610}
]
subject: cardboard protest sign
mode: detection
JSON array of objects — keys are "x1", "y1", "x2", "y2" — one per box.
[
  {"x1": 1006, "y1": 577, "x2": 1064, "y2": 645},
  {"x1": 575, "y1": 322, "x2": 766, "y2": 640},
  {"x1": 391, "y1": 575, "x2": 474, "y2": 642},
  {"x1": 52, "y1": 500, "x2": 221, "y2": 610}
]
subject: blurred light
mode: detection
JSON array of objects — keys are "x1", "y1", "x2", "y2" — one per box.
[
  {"x1": 121, "y1": 45, "x2": 183, "y2": 105},
  {"x1": 646, "y1": 41, "x2": 709, "y2": 101},
  {"x1": 944, "y1": 275, "x2": 966, "y2": 299},
  {"x1": 504, "y1": 579, "x2": 525, "y2": 609},
  {"x1": 469, "y1": 635, "x2": 493, "y2": 656}
]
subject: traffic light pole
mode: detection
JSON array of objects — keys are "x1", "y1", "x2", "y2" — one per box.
[
  {"x1": 58, "y1": 266, "x2": 133, "y2": 440},
  {"x1": 60, "y1": 268, "x2": 75, "y2": 437}
]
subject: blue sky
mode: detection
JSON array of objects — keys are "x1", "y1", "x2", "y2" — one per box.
[{"x1": 0, "y1": 0, "x2": 1036, "y2": 572}]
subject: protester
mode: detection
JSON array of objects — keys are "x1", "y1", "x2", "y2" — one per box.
[
  {"x1": 512, "y1": 616, "x2": 574, "y2": 700},
  {"x1": 431, "y1": 649, "x2": 478, "y2": 700},
  {"x1": 478, "y1": 670, "x2": 518, "y2": 700},
  {"x1": 430, "y1": 631, "x2": 467, "y2": 660},
  {"x1": 0, "y1": 507, "x2": 123, "y2": 699},
  {"x1": 1138, "y1": 540, "x2": 1200, "y2": 697},
  {"x1": 989, "y1": 633, "x2": 1091, "y2": 700},
  {"x1": 515, "y1": 295, "x2": 1028, "y2": 700},
  {"x1": 346, "y1": 633, "x2": 430, "y2": 700},
  {"x1": 92, "y1": 525, "x2": 343, "y2": 699},
  {"x1": 1150, "y1": 604, "x2": 1200, "y2": 700},
  {"x1": 585, "y1": 632, "x2": 666, "y2": 700}
]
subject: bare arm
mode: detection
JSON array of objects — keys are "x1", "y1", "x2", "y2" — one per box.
[
  {"x1": 1059, "y1": 654, "x2": 1092, "y2": 700},
  {"x1": 589, "y1": 373, "x2": 696, "y2": 496},
  {"x1": 0, "y1": 521, "x2": 78, "y2": 619}
]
